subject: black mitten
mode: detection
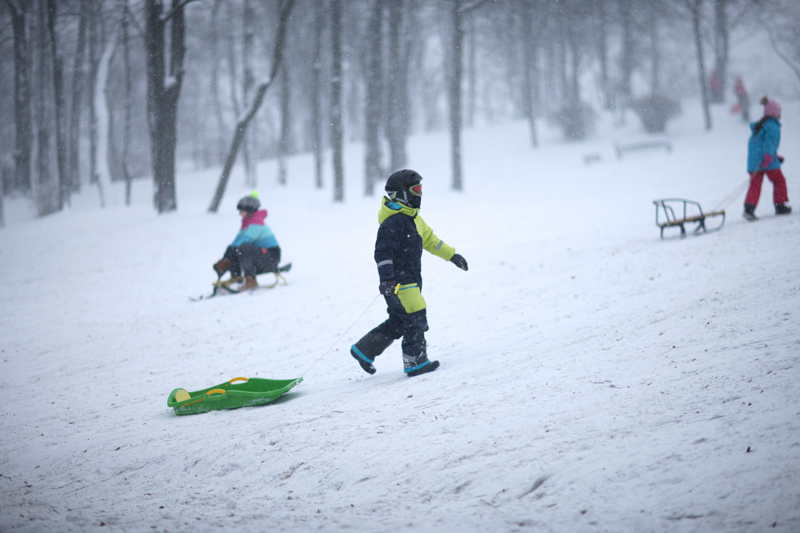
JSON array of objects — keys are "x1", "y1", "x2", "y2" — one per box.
[
  {"x1": 450, "y1": 253, "x2": 468, "y2": 271},
  {"x1": 379, "y1": 280, "x2": 398, "y2": 297}
]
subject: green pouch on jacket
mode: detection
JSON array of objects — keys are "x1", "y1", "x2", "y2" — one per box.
[{"x1": 396, "y1": 283, "x2": 427, "y2": 314}]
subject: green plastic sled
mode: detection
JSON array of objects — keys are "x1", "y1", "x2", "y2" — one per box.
[{"x1": 167, "y1": 376, "x2": 303, "y2": 416}]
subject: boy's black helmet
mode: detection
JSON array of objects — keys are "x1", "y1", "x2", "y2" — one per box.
[
  {"x1": 236, "y1": 194, "x2": 261, "y2": 213},
  {"x1": 385, "y1": 169, "x2": 423, "y2": 209}
]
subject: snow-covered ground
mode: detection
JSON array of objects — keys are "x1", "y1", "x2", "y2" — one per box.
[{"x1": 1, "y1": 101, "x2": 799, "y2": 532}]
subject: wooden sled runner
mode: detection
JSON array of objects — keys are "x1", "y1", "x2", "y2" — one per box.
[
  {"x1": 168, "y1": 376, "x2": 302, "y2": 415},
  {"x1": 652, "y1": 198, "x2": 725, "y2": 239},
  {"x1": 190, "y1": 263, "x2": 291, "y2": 301}
]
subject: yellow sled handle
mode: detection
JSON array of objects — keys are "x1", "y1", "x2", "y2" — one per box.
[
  {"x1": 228, "y1": 377, "x2": 248, "y2": 384},
  {"x1": 206, "y1": 389, "x2": 227, "y2": 396}
]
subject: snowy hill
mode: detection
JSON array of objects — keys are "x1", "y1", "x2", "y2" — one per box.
[{"x1": 1, "y1": 101, "x2": 799, "y2": 532}]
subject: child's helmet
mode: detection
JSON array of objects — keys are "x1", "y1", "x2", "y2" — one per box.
[
  {"x1": 385, "y1": 169, "x2": 423, "y2": 209},
  {"x1": 237, "y1": 191, "x2": 261, "y2": 213}
]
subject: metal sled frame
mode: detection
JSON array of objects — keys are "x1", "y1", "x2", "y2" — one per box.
[
  {"x1": 214, "y1": 272, "x2": 288, "y2": 293},
  {"x1": 653, "y1": 198, "x2": 725, "y2": 239}
]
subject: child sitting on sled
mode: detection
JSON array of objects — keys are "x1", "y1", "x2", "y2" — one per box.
[{"x1": 212, "y1": 192, "x2": 284, "y2": 291}]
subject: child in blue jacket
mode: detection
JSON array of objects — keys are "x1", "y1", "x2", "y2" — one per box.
[
  {"x1": 744, "y1": 97, "x2": 791, "y2": 220},
  {"x1": 213, "y1": 193, "x2": 281, "y2": 290}
]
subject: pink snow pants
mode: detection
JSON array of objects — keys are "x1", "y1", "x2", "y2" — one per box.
[{"x1": 745, "y1": 169, "x2": 789, "y2": 206}]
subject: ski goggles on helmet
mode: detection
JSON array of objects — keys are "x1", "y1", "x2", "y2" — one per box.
[{"x1": 409, "y1": 183, "x2": 422, "y2": 197}]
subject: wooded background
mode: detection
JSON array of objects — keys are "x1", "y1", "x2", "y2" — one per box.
[{"x1": 1, "y1": 0, "x2": 799, "y2": 220}]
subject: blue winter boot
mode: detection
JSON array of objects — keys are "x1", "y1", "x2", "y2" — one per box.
[
  {"x1": 404, "y1": 352, "x2": 440, "y2": 377},
  {"x1": 350, "y1": 345, "x2": 376, "y2": 375}
]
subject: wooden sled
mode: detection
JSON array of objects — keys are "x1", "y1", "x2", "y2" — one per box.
[
  {"x1": 653, "y1": 198, "x2": 725, "y2": 239},
  {"x1": 168, "y1": 376, "x2": 302, "y2": 415}
]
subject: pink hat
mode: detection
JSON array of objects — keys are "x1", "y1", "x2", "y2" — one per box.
[{"x1": 763, "y1": 98, "x2": 782, "y2": 118}]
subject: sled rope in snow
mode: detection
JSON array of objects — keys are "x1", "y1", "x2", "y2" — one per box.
[
  {"x1": 300, "y1": 294, "x2": 381, "y2": 378},
  {"x1": 710, "y1": 176, "x2": 753, "y2": 213}
]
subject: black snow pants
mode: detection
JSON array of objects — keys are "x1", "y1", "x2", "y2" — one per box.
[
  {"x1": 353, "y1": 293, "x2": 430, "y2": 371},
  {"x1": 224, "y1": 244, "x2": 281, "y2": 278}
]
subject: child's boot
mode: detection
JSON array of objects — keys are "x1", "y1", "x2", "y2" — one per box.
[
  {"x1": 743, "y1": 203, "x2": 758, "y2": 221},
  {"x1": 240, "y1": 276, "x2": 258, "y2": 291},
  {"x1": 775, "y1": 203, "x2": 792, "y2": 215},
  {"x1": 350, "y1": 345, "x2": 376, "y2": 374},
  {"x1": 404, "y1": 352, "x2": 440, "y2": 377},
  {"x1": 350, "y1": 331, "x2": 395, "y2": 375}
]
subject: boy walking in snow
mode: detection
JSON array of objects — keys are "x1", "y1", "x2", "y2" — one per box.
[
  {"x1": 213, "y1": 192, "x2": 283, "y2": 291},
  {"x1": 350, "y1": 169, "x2": 469, "y2": 377}
]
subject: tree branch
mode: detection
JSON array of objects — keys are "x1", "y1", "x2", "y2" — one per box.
[
  {"x1": 2, "y1": 0, "x2": 19, "y2": 15},
  {"x1": 207, "y1": 0, "x2": 295, "y2": 213},
  {"x1": 459, "y1": 0, "x2": 492, "y2": 15},
  {"x1": 161, "y1": 0, "x2": 201, "y2": 24},
  {"x1": 764, "y1": 23, "x2": 800, "y2": 84}
]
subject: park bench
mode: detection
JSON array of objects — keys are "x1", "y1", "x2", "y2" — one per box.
[{"x1": 615, "y1": 140, "x2": 672, "y2": 159}]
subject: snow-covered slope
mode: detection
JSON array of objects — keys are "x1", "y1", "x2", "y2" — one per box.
[{"x1": 1, "y1": 101, "x2": 798, "y2": 532}]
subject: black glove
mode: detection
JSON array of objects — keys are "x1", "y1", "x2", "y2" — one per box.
[
  {"x1": 778, "y1": 155, "x2": 785, "y2": 163},
  {"x1": 450, "y1": 253, "x2": 468, "y2": 271},
  {"x1": 379, "y1": 280, "x2": 398, "y2": 297}
]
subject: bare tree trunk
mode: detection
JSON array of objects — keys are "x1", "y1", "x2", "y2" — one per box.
[
  {"x1": 208, "y1": 0, "x2": 294, "y2": 213},
  {"x1": 225, "y1": 0, "x2": 241, "y2": 121},
  {"x1": 597, "y1": 0, "x2": 610, "y2": 109},
  {"x1": 145, "y1": 0, "x2": 193, "y2": 213},
  {"x1": 68, "y1": 0, "x2": 89, "y2": 194},
  {"x1": 521, "y1": 0, "x2": 547, "y2": 148},
  {"x1": 566, "y1": 21, "x2": 581, "y2": 105},
  {"x1": 650, "y1": 0, "x2": 660, "y2": 95},
  {"x1": 712, "y1": 0, "x2": 729, "y2": 103},
  {"x1": 364, "y1": 0, "x2": 383, "y2": 196},
  {"x1": 689, "y1": 0, "x2": 712, "y2": 130},
  {"x1": 46, "y1": 0, "x2": 67, "y2": 210},
  {"x1": 466, "y1": 14, "x2": 475, "y2": 128},
  {"x1": 618, "y1": 0, "x2": 634, "y2": 123},
  {"x1": 7, "y1": 0, "x2": 33, "y2": 193},
  {"x1": 36, "y1": 0, "x2": 56, "y2": 215},
  {"x1": 330, "y1": 0, "x2": 344, "y2": 203},
  {"x1": 94, "y1": 38, "x2": 120, "y2": 208},
  {"x1": 278, "y1": 62, "x2": 291, "y2": 185},
  {"x1": 448, "y1": 0, "x2": 464, "y2": 191},
  {"x1": 311, "y1": 2, "x2": 324, "y2": 189},
  {"x1": 210, "y1": 0, "x2": 226, "y2": 165},
  {"x1": 386, "y1": 0, "x2": 407, "y2": 172},
  {"x1": 242, "y1": 0, "x2": 256, "y2": 187},
  {"x1": 88, "y1": 0, "x2": 99, "y2": 200},
  {"x1": 120, "y1": 0, "x2": 133, "y2": 205}
]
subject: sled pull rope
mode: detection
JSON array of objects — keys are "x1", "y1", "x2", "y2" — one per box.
[
  {"x1": 711, "y1": 176, "x2": 753, "y2": 213},
  {"x1": 301, "y1": 294, "x2": 381, "y2": 378}
]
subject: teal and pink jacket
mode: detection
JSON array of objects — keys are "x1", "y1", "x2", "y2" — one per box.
[
  {"x1": 747, "y1": 117, "x2": 781, "y2": 172},
  {"x1": 231, "y1": 210, "x2": 279, "y2": 249}
]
